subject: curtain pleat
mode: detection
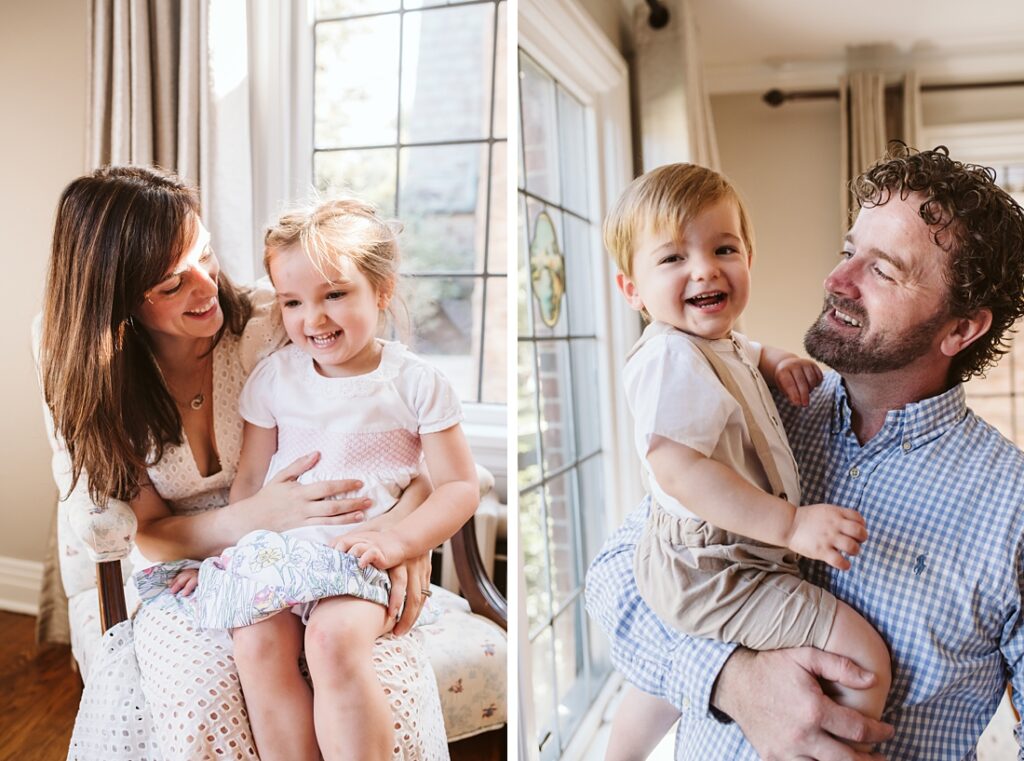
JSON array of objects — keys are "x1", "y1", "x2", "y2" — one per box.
[
  {"x1": 85, "y1": 0, "x2": 202, "y2": 181},
  {"x1": 840, "y1": 70, "x2": 920, "y2": 231}
]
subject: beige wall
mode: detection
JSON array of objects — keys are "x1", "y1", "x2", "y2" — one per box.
[
  {"x1": 0, "y1": 0, "x2": 87, "y2": 564},
  {"x1": 922, "y1": 86, "x2": 1024, "y2": 126},
  {"x1": 711, "y1": 93, "x2": 841, "y2": 355},
  {"x1": 576, "y1": 0, "x2": 631, "y2": 55}
]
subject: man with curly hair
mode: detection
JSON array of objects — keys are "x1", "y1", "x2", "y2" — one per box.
[{"x1": 586, "y1": 143, "x2": 1024, "y2": 760}]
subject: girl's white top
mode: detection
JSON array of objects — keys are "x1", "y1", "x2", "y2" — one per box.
[
  {"x1": 239, "y1": 339, "x2": 463, "y2": 545},
  {"x1": 624, "y1": 325, "x2": 801, "y2": 520}
]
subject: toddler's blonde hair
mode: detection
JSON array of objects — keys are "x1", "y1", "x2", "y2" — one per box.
[
  {"x1": 603, "y1": 163, "x2": 755, "y2": 277},
  {"x1": 264, "y1": 197, "x2": 407, "y2": 335}
]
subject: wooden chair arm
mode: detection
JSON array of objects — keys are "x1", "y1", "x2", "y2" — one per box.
[
  {"x1": 450, "y1": 515, "x2": 507, "y2": 629},
  {"x1": 97, "y1": 560, "x2": 128, "y2": 633}
]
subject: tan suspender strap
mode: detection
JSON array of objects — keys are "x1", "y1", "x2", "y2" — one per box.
[{"x1": 689, "y1": 337, "x2": 789, "y2": 500}]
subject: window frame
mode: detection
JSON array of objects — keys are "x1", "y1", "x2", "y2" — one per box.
[
  {"x1": 517, "y1": 0, "x2": 636, "y2": 757},
  {"x1": 246, "y1": 0, "x2": 508, "y2": 485}
]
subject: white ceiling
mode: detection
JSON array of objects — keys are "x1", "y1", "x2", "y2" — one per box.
[{"x1": 675, "y1": 0, "x2": 1024, "y2": 92}]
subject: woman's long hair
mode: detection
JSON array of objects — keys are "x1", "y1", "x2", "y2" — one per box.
[{"x1": 41, "y1": 166, "x2": 252, "y2": 504}]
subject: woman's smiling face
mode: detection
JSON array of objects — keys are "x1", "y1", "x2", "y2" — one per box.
[{"x1": 135, "y1": 218, "x2": 224, "y2": 343}]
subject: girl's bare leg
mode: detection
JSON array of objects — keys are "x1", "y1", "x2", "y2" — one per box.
[
  {"x1": 823, "y1": 601, "x2": 892, "y2": 752},
  {"x1": 305, "y1": 596, "x2": 392, "y2": 761},
  {"x1": 232, "y1": 613, "x2": 317, "y2": 761},
  {"x1": 605, "y1": 686, "x2": 680, "y2": 760}
]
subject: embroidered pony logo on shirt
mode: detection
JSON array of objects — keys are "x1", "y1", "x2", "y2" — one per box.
[{"x1": 913, "y1": 553, "x2": 927, "y2": 575}]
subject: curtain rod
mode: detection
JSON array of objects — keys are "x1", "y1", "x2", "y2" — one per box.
[
  {"x1": 763, "y1": 79, "x2": 1024, "y2": 107},
  {"x1": 645, "y1": 0, "x2": 670, "y2": 29}
]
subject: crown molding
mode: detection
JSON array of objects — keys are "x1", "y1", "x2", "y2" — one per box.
[
  {"x1": 520, "y1": 0, "x2": 628, "y2": 103},
  {"x1": 706, "y1": 45, "x2": 1024, "y2": 95}
]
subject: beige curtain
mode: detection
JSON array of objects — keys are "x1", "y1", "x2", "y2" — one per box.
[
  {"x1": 838, "y1": 70, "x2": 922, "y2": 233},
  {"x1": 38, "y1": 0, "x2": 209, "y2": 646},
  {"x1": 901, "y1": 71, "x2": 922, "y2": 150},
  {"x1": 633, "y1": 0, "x2": 720, "y2": 171},
  {"x1": 839, "y1": 71, "x2": 886, "y2": 231},
  {"x1": 85, "y1": 0, "x2": 204, "y2": 182}
]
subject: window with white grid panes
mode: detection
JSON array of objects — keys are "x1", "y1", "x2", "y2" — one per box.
[
  {"x1": 313, "y1": 0, "x2": 506, "y2": 404},
  {"x1": 964, "y1": 164, "x2": 1024, "y2": 444},
  {"x1": 518, "y1": 48, "x2": 611, "y2": 760}
]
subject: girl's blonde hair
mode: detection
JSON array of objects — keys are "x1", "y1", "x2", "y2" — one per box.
[
  {"x1": 603, "y1": 163, "x2": 755, "y2": 277},
  {"x1": 264, "y1": 198, "x2": 407, "y2": 336}
]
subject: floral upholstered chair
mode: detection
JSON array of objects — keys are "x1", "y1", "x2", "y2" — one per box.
[{"x1": 47, "y1": 433, "x2": 508, "y2": 755}]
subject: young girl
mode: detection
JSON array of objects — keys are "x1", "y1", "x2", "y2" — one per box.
[
  {"x1": 596, "y1": 163, "x2": 891, "y2": 759},
  {"x1": 173, "y1": 198, "x2": 478, "y2": 761}
]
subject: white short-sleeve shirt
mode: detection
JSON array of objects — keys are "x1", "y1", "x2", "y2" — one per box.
[
  {"x1": 624, "y1": 322, "x2": 801, "y2": 519},
  {"x1": 239, "y1": 339, "x2": 463, "y2": 545}
]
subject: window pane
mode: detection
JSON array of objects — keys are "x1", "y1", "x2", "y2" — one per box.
[
  {"x1": 521, "y1": 486, "x2": 551, "y2": 631},
  {"x1": 1011, "y1": 320, "x2": 1024, "y2": 389},
  {"x1": 537, "y1": 341, "x2": 577, "y2": 473},
  {"x1": 518, "y1": 194, "x2": 532, "y2": 336},
  {"x1": 564, "y1": 214, "x2": 595, "y2": 336},
  {"x1": 530, "y1": 627, "x2": 557, "y2": 757},
  {"x1": 317, "y1": 0, "x2": 399, "y2": 18},
  {"x1": 488, "y1": 143, "x2": 507, "y2": 274},
  {"x1": 481, "y1": 276, "x2": 507, "y2": 404},
  {"x1": 526, "y1": 199, "x2": 568, "y2": 338},
  {"x1": 314, "y1": 148, "x2": 397, "y2": 215},
  {"x1": 493, "y1": 3, "x2": 507, "y2": 139},
  {"x1": 400, "y1": 5, "x2": 493, "y2": 143},
  {"x1": 519, "y1": 343, "x2": 542, "y2": 490},
  {"x1": 404, "y1": 0, "x2": 478, "y2": 8},
  {"x1": 519, "y1": 51, "x2": 561, "y2": 204},
  {"x1": 557, "y1": 85, "x2": 589, "y2": 217},
  {"x1": 399, "y1": 143, "x2": 486, "y2": 273},
  {"x1": 402, "y1": 276, "x2": 478, "y2": 398},
  {"x1": 577, "y1": 453, "x2": 607, "y2": 566},
  {"x1": 554, "y1": 600, "x2": 588, "y2": 744},
  {"x1": 570, "y1": 340, "x2": 601, "y2": 458},
  {"x1": 316, "y1": 16, "x2": 400, "y2": 148},
  {"x1": 545, "y1": 470, "x2": 581, "y2": 611},
  {"x1": 966, "y1": 395, "x2": 1016, "y2": 442}
]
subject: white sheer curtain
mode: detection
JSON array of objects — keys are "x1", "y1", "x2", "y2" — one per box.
[{"x1": 633, "y1": 0, "x2": 719, "y2": 171}]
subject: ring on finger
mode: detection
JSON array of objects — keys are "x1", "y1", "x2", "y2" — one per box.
[{"x1": 420, "y1": 587, "x2": 432, "y2": 597}]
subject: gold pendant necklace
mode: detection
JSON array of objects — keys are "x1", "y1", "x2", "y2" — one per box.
[{"x1": 171, "y1": 352, "x2": 212, "y2": 411}]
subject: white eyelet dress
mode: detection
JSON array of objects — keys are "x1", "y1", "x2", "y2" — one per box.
[{"x1": 66, "y1": 287, "x2": 449, "y2": 761}]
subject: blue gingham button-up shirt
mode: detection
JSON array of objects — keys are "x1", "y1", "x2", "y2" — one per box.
[{"x1": 585, "y1": 371, "x2": 1024, "y2": 759}]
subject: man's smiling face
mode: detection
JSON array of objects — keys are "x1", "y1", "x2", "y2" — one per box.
[{"x1": 804, "y1": 192, "x2": 955, "y2": 374}]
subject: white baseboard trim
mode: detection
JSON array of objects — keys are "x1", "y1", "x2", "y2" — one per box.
[{"x1": 0, "y1": 555, "x2": 42, "y2": 616}]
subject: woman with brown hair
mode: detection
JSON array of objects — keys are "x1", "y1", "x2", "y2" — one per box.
[{"x1": 39, "y1": 165, "x2": 446, "y2": 759}]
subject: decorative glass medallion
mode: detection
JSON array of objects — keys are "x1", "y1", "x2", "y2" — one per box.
[{"x1": 529, "y1": 211, "x2": 566, "y2": 328}]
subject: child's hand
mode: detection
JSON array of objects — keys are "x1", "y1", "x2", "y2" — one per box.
[
  {"x1": 786, "y1": 504, "x2": 866, "y2": 571},
  {"x1": 169, "y1": 568, "x2": 199, "y2": 597},
  {"x1": 334, "y1": 530, "x2": 408, "y2": 570},
  {"x1": 773, "y1": 356, "x2": 824, "y2": 407}
]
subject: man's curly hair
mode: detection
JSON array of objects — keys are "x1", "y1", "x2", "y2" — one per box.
[{"x1": 852, "y1": 142, "x2": 1024, "y2": 384}]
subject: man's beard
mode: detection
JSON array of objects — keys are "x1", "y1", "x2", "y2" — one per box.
[{"x1": 804, "y1": 296, "x2": 950, "y2": 374}]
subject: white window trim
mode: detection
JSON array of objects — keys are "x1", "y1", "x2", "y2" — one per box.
[
  {"x1": 518, "y1": 0, "x2": 634, "y2": 757},
  {"x1": 920, "y1": 119, "x2": 1024, "y2": 166}
]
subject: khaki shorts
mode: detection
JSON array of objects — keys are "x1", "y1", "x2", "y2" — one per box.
[{"x1": 633, "y1": 504, "x2": 836, "y2": 650}]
